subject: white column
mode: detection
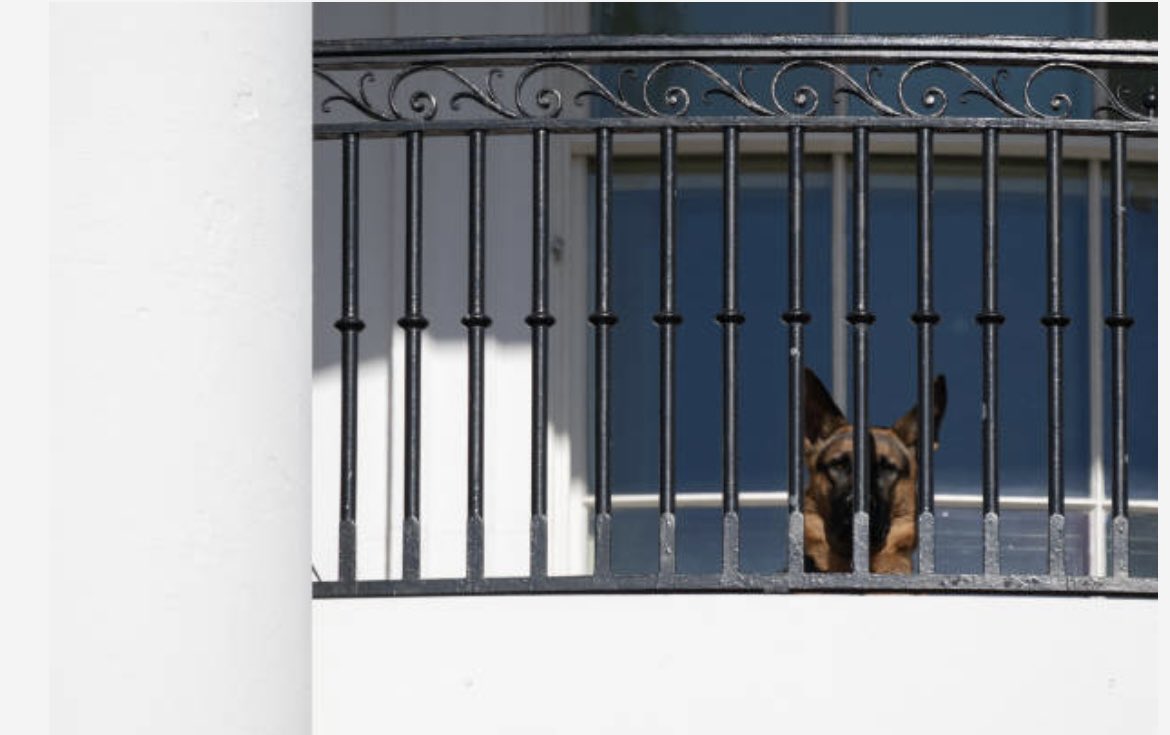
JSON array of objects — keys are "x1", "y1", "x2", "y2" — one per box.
[{"x1": 51, "y1": 5, "x2": 311, "y2": 734}]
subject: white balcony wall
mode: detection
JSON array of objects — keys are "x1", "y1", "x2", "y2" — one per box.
[{"x1": 315, "y1": 594, "x2": 1155, "y2": 734}]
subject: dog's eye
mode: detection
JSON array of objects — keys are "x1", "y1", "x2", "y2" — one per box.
[
  {"x1": 875, "y1": 458, "x2": 901, "y2": 482},
  {"x1": 826, "y1": 456, "x2": 852, "y2": 474}
]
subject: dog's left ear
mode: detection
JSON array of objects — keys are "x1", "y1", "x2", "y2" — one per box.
[
  {"x1": 804, "y1": 367, "x2": 847, "y2": 447},
  {"x1": 892, "y1": 375, "x2": 947, "y2": 452}
]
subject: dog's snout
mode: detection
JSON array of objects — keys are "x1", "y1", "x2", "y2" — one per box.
[{"x1": 830, "y1": 481, "x2": 853, "y2": 514}]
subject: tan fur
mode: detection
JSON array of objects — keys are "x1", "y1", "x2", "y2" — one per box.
[{"x1": 801, "y1": 369, "x2": 945, "y2": 574}]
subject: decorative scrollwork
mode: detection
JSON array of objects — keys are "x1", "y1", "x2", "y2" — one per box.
[
  {"x1": 897, "y1": 61, "x2": 1027, "y2": 118},
  {"x1": 515, "y1": 62, "x2": 647, "y2": 118},
  {"x1": 1024, "y1": 62, "x2": 1149, "y2": 121},
  {"x1": 771, "y1": 62, "x2": 902, "y2": 116},
  {"x1": 387, "y1": 64, "x2": 517, "y2": 120},
  {"x1": 314, "y1": 55, "x2": 1156, "y2": 126},
  {"x1": 642, "y1": 60, "x2": 773, "y2": 117},
  {"x1": 317, "y1": 70, "x2": 395, "y2": 121}
]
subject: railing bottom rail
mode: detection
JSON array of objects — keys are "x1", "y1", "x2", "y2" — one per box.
[{"x1": 314, "y1": 573, "x2": 1155, "y2": 599}]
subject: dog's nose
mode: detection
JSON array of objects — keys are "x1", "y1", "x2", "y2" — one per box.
[{"x1": 832, "y1": 488, "x2": 853, "y2": 510}]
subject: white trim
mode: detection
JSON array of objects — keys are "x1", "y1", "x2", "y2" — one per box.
[
  {"x1": 566, "y1": 132, "x2": 1158, "y2": 162},
  {"x1": 568, "y1": 131, "x2": 1160, "y2": 161},
  {"x1": 1087, "y1": 159, "x2": 1108, "y2": 576},
  {"x1": 586, "y1": 491, "x2": 1158, "y2": 514},
  {"x1": 548, "y1": 142, "x2": 592, "y2": 576}
]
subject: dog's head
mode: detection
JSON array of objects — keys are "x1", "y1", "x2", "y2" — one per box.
[{"x1": 803, "y1": 368, "x2": 946, "y2": 563}]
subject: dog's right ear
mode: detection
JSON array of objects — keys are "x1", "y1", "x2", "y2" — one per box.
[{"x1": 804, "y1": 368, "x2": 846, "y2": 448}]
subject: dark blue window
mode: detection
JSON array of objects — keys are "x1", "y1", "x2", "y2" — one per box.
[
  {"x1": 596, "y1": 153, "x2": 1157, "y2": 576},
  {"x1": 591, "y1": 2, "x2": 1157, "y2": 577}
]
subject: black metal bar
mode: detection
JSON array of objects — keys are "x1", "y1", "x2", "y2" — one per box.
[
  {"x1": 336, "y1": 133, "x2": 363, "y2": 584},
  {"x1": 314, "y1": 33, "x2": 1157, "y2": 67},
  {"x1": 977, "y1": 128, "x2": 1003, "y2": 575},
  {"x1": 590, "y1": 128, "x2": 615, "y2": 577},
  {"x1": 527, "y1": 129, "x2": 553, "y2": 578},
  {"x1": 400, "y1": 131, "x2": 427, "y2": 581},
  {"x1": 718, "y1": 126, "x2": 742, "y2": 577},
  {"x1": 783, "y1": 125, "x2": 809, "y2": 574},
  {"x1": 313, "y1": 571, "x2": 1158, "y2": 600},
  {"x1": 848, "y1": 127, "x2": 872, "y2": 574},
  {"x1": 1043, "y1": 130, "x2": 1067, "y2": 577},
  {"x1": 315, "y1": 117, "x2": 1158, "y2": 140},
  {"x1": 1108, "y1": 131, "x2": 1132, "y2": 578},
  {"x1": 913, "y1": 128, "x2": 938, "y2": 574},
  {"x1": 655, "y1": 127, "x2": 680, "y2": 577},
  {"x1": 464, "y1": 130, "x2": 489, "y2": 582}
]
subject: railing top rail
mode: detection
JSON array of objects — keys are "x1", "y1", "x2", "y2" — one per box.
[
  {"x1": 314, "y1": 33, "x2": 1157, "y2": 66},
  {"x1": 314, "y1": 32, "x2": 1157, "y2": 138}
]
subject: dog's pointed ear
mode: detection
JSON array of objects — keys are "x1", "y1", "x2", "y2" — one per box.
[
  {"x1": 892, "y1": 375, "x2": 947, "y2": 452},
  {"x1": 804, "y1": 368, "x2": 846, "y2": 447}
]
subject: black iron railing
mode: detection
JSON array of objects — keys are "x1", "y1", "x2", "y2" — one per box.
[{"x1": 313, "y1": 34, "x2": 1156, "y2": 598}]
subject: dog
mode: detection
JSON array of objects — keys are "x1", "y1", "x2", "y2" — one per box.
[{"x1": 802, "y1": 368, "x2": 946, "y2": 574}]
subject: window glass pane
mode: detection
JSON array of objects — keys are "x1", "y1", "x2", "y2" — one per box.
[
  {"x1": 607, "y1": 155, "x2": 834, "y2": 496},
  {"x1": 1127, "y1": 514, "x2": 1158, "y2": 579},
  {"x1": 676, "y1": 507, "x2": 722, "y2": 574},
  {"x1": 847, "y1": 2, "x2": 1093, "y2": 36},
  {"x1": 855, "y1": 154, "x2": 1093, "y2": 497},
  {"x1": 611, "y1": 507, "x2": 659, "y2": 575},
  {"x1": 935, "y1": 507, "x2": 1089, "y2": 575},
  {"x1": 740, "y1": 505, "x2": 788, "y2": 574},
  {"x1": 674, "y1": 505, "x2": 791, "y2": 574},
  {"x1": 592, "y1": 3, "x2": 834, "y2": 35},
  {"x1": 1105, "y1": 2, "x2": 1156, "y2": 111},
  {"x1": 1102, "y1": 165, "x2": 1157, "y2": 500}
]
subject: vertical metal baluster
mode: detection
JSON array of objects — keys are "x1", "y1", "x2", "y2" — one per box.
[
  {"x1": 655, "y1": 127, "x2": 680, "y2": 578},
  {"x1": 977, "y1": 129, "x2": 1003, "y2": 576},
  {"x1": 336, "y1": 133, "x2": 363, "y2": 584},
  {"x1": 528, "y1": 129, "x2": 553, "y2": 579},
  {"x1": 590, "y1": 128, "x2": 616, "y2": 578},
  {"x1": 1108, "y1": 132, "x2": 1132, "y2": 578},
  {"x1": 463, "y1": 130, "x2": 490, "y2": 582},
  {"x1": 784, "y1": 126, "x2": 809, "y2": 574},
  {"x1": 914, "y1": 128, "x2": 939, "y2": 575},
  {"x1": 848, "y1": 127, "x2": 873, "y2": 575},
  {"x1": 718, "y1": 126, "x2": 743, "y2": 578},
  {"x1": 1043, "y1": 130, "x2": 1068, "y2": 577},
  {"x1": 400, "y1": 131, "x2": 427, "y2": 581}
]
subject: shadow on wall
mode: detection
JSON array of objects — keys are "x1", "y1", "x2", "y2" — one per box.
[{"x1": 314, "y1": 134, "x2": 537, "y2": 376}]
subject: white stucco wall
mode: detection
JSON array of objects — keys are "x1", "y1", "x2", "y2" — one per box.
[
  {"x1": 51, "y1": 5, "x2": 311, "y2": 734},
  {"x1": 314, "y1": 594, "x2": 1155, "y2": 734}
]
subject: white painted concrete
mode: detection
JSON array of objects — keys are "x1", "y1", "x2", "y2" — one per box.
[
  {"x1": 51, "y1": 5, "x2": 311, "y2": 733},
  {"x1": 4, "y1": 3, "x2": 50, "y2": 733},
  {"x1": 314, "y1": 595, "x2": 1155, "y2": 735}
]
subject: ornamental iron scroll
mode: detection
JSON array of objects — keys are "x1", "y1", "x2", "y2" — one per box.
[{"x1": 314, "y1": 39, "x2": 1157, "y2": 129}]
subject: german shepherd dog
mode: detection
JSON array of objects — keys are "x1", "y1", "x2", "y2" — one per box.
[{"x1": 802, "y1": 368, "x2": 946, "y2": 574}]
